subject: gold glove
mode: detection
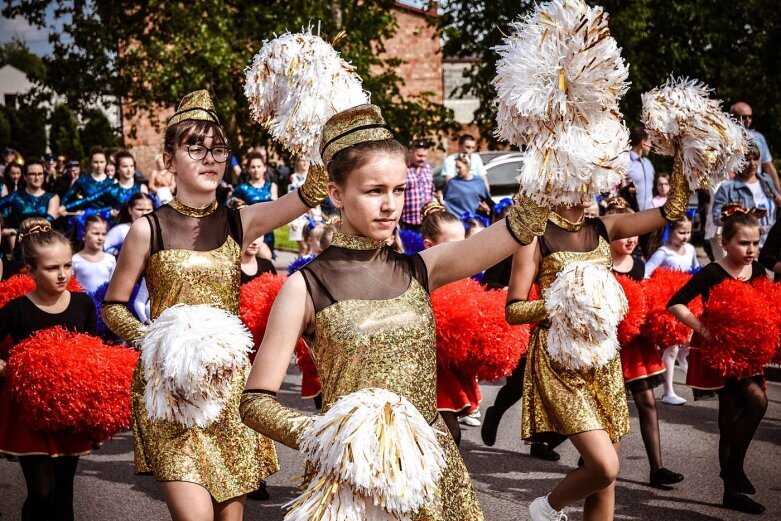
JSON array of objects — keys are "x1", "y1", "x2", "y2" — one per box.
[
  {"x1": 505, "y1": 299, "x2": 548, "y2": 325},
  {"x1": 102, "y1": 302, "x2": 144, "y2": 345},
  {"x1": 506, "y1": 194, "x2": 550, "y2": 245},
  {"x1": 660, "y1": 151, "x2": 690, "y2": 222},
  {"x1": 297, "y1": 164, "x2": 329, "y2": 208},
  {"x1": 240, "y1": 390, "x2": 313, "y2": 450}
]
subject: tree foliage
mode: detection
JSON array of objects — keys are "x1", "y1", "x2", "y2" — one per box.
[
  {"x1": 436, "y1": 0, "x2": 781, "y2": 155},
  {"x1": 0, "y1": 110, "x2": 10, "y2": 148},
  {"x1": 81, "y1": 108, "x2": 119, "y2": 151},
  {"x1": 3, "y1": 1, "x2": 455, "y2": 154},
  {"x1": 49, "y1": 104, "x2": 83, "y2": 159},
  {"x1": 7, "y1": 102, "x2": 47, "y2": 157},
  {"x1": 0, "y1": 40, "x2": 46, "y2": 82}
]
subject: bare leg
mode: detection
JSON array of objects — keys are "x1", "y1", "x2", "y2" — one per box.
[
  {"x1": 160, "y1": 481, "x2": 216, "y2": 521},
  {"x1": 547, "y1": 430, "x2": 619, "y2": 513},
  {"x1": 214, "y1": 495, "x2": 246, "y2": 521}
]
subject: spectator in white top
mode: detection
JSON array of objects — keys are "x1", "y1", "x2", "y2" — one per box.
[
  {"x1": 623, "y1": 125, "x2": 655, "y2": 211},
  {"x1": 72, "y1": 215, "x2": 116, "y2": 294},
  {"x1": 441, "y1": 134, "x2": 489, "y2": 190},
  {"x1": 730, "y1": 101, "x2": 780, "y2": 195}
]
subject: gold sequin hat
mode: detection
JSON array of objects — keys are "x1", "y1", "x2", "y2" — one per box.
[
  {"x1": 319, "y1": 104, "x2": 394, "y2": 163},
  {"x1": 167, "y1": 90, "x2": 221, "y2": 128}
]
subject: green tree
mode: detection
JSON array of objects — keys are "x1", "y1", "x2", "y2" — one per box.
[
  {"x1": 0, "y1": 109, "x2": 10, "y2": 148},
  {"x1": 81, "y1": 108, "x2": 119, "y2": 151},
  {"x1": 0, "y1": 39, "x2": 46, "y2": 81},
  {"x1": 436, "y1": 0, "x2": 781, "y2": 154},
  {"x1": 49, "y1": 104, "x2": 84, "y2": 159},
  {"x1": 7, "y1": 102, "x2": 47, "y2": 157},
  {"x1": 3, "y1": 1, "x2": 455, "y2": 154}
]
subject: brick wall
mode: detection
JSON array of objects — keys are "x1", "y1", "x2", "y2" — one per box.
[{"x1": 123, "y1": 105, "x2": 172, "y2": 178}]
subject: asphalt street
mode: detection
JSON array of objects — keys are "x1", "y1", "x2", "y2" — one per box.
[{"x1": 1, "y1": 366, "x2": 779, "y2": 520}]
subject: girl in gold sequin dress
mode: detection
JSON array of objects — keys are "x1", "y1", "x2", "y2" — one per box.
[
  {"x1": 506, "y1": 185, "x2": 690, "y2": 520},
  {"x1": 102, "y1": 90, "x2": 330, "y2": 520},
  {"x1": 239, "y1": 104, "x2": 545, "y2": 520}
]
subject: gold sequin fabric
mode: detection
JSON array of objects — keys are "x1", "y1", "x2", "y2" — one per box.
[
  {"x1": 309, "y1": 279, "x2": 484, "y2": 520},
  {"x1": 522, "y1": 238, "x2": 630, "y2": 443},
  {"x1": 133, "y1": 237, "x2": 279, "y2": 502},
  {"x1": 320, "y1": 104, "x2": 394, "y2": 163}
]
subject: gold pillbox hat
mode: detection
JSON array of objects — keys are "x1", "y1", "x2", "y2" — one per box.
[
  {"x1": 167, "y1": 90, "x2": 220, "y2": 128},
  {"x1": 319, "y1": 104, "x2": 394, "y2": 163}
]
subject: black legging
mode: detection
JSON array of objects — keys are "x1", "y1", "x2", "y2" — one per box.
[
  {"x1": 717, "y1": 377, "x2": 767, "y2": 486},
  {"x1": 19, "y1": 455, "x2": 79, "y2": 521},
  {"x1": 441, "y1": 411, "x2": 461, "y2": 446},
  {"x1": 632, "y1": 388, "x2": 663, "y2": 471},
  {"x1": 491, "y1": 357, "x2": 566, "y2": 450}
]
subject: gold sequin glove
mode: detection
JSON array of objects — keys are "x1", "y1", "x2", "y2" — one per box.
[
  {"x1": 240, "y1": 390, "x2": 314, "y2": 450},
  {"x1": 505, "y1": 299, "x2": 548, "y2": 325},
  {"x1": 506, "y1": 194, "x2": 550, "y2": 245},
  {"x1": 660, "y1": 152, "x2": 690, "y2": 222},
  {"x1": 102, "y1": 302, "x2": 144, "y2": 345},
  {"x1": 297, "y1": 164, "x2": 329, "y2": 208}
]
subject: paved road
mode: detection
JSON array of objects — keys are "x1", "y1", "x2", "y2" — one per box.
[{"x1": 1, "y1": 367, "x2": 779, "y2": 520}]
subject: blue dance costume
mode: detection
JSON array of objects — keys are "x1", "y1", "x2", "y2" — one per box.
[
  {"x1": 232, "y1": 182, "x2": 275, "y2": 252},
  {"x1": 61, "y1": 175, "x2": 116, "y2": 212},
  {"x1": 0, "y1": 191, "x2": 57, "y2": 225}
]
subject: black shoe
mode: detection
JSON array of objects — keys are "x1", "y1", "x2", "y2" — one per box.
[
  {"x1": 530, "y1": 442, "x2": 560, "y2": 461},
  {"x1": 480, "y1": 406, "x2": 500, "y2": 447},
  {"x1": 723, "y1": 492, "x2": 765, "y2": 515},
  {"x1": 722, "y1": 470, "x2": 756, "y2": 495},
  {"x1": 650, "y1": 468, "x2": 684, "y2": 486},
  {"x1": 248, "y1": 481, "x2": 270, "y2": 501}
]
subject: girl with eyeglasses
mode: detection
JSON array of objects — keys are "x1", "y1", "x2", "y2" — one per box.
[{"x1": 101, "y1": 90, "x2": 330, "y2": 521}]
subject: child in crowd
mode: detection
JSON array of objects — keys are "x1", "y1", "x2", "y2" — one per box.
[
  {"x1": 652, "y1": 173, "x2": 671, "y2": 208},
  {"x1": 240, "y1": 238, "x2": 277, "y2": 285},
  {"x1": 104, "y1": 193, "x2": 155, "y2": 256},
  {"x1": 645, "y1": 216, "x2": 699, "y2": 405},
  {"x1": 668, "y1": 210, "x2": 768, "y2": 515},
  {"x1": 0, "y1": 217, "x2": 97, "y2": 520},
  {"x1": 72, "y1": 215, "x2": 116, "y2": 294}
]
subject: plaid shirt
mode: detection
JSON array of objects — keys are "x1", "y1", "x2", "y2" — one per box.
[{"x1": 401, "y1": 162, "x2": 435, "y2": 225}]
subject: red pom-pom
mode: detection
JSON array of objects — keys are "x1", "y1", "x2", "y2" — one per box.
[
  {"x1": 7, "y1": 327, "x2": 138, "y2": 441},
  {"x1": 472, "y1": 288, "x2": 529, "y2": 381},
  {"x1": 752, "y1": 278, "x2": 781, "y2": 364},
  {"x1": 699, "y1": 279, "x2": 778, "y2": 377},
  {"x1": 430, "y1": 279, "x2": 485, "y2": 369},
  {"x1": 294, "y1": 338, "x2": 317, "y2": 375},
  {"x1": 615, "y1": 275, "x2": 647, "y2": 346},
  {"x1": 0, "y1": 273, "x2": 84, "y2": 309},
  {"x1": 641, "y1": 269, "x2": 701, "y2": 347}
]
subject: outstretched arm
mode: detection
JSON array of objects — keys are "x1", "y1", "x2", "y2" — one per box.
[
  {"x1": 600, "y1": 207, "x2": 666, "y2": 241},
  {"x1": 241, "y1": 272, "x2": 315, "y2": 449},
  {"x1": 504, "y1": 241, "x2": 548, "y2": 324}
]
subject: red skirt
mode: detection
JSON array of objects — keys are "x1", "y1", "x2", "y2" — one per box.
[
  {"x1": 620, "y1": 338, "x2": 666, "y2": 383},
  {"x1": 436, "y1": 364, "x2": 482, "y2": 414},
  {"x1": 0, "y1": 379, "x2": 93, "y2": 457},
  {"x1": 301, "y1": 369, "x2": 322, "y2": 399}
]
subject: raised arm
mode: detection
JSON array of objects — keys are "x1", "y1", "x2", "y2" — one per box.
[
  {"x1": 504, "y1": 241, "x2": 548, "y2": 325},
  {"x1": 102, "y1": 217, "x2": 151, "y2": 343},
  {"x1": 239, "y1": 164, "x2": 327, "y2": 244},
  {"x1": 240, "y1": 272, "x2": 315, "y2": 449}
]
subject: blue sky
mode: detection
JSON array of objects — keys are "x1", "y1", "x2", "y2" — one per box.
[{"x1": 1, "y1": 1, "x2": 428, "y2": 57}]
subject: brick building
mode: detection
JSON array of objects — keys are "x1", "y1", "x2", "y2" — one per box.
[{"x1": 123, "y1": 2, "x2": 446, "y2": 174}]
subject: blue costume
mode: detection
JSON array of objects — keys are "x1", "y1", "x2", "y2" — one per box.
[
  {"x1": 232, "y1": 182, "x2": 275, "y2": 253},
  {"x1": 0, "y1": 190, "x2": 57, "y2": 225},
  {"x1": 61, "y1": 175, "x2": 115, "y2": 212},
  {"x1": 65, "y1": 182, "x2": 144, "y2": 214}
]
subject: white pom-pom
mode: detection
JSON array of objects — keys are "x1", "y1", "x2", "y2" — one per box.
[
  {"x1": 244, "y1": 28, "x2": 370, "y2": 164},
  {"x1": 285, "y1": 388, "x2": 445, "y2": 520},
  {"x1": 544, "y1": 262, "x2": 627, "y2": 369},
  {"x1": 642, "y1": 77, "x2": 748, "y2": 189},
  {"x1": 139, "y1": 304, "x2": 253, "y2": 428},
  {"x1": 493, "y1": 0, "x2": 630, "y2": 205}
]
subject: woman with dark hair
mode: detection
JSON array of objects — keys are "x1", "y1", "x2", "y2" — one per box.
[
  {"x1": 101, "y1": 90, "x2": 329, "y2": 520},
  {"x1": 2, "y1": 162, "x2": 25, "y2": 196},
  {"x1": 230, "y1": 151, "x2": 278, "y2": 255},
  {"x1": 104, "y1": 192, "x2": 155, "y2": 256}
]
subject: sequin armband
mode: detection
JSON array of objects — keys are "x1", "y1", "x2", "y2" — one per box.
[
  {"x1": 660, "y1": 152, "x2": 690, "y2": 222},
  {"x1": 240, "y1": 390, "x2": 313, "y2": 450},
  {"x1": 505, "y1": 194, "x2": 549, "y2": 246},
  {"x1": 102, "y1": 302, "x2": 144, "y2": 345},
  {"x1": 297, "y1": 164, "x2": 329, "y2": 208},
  {"x1": 505, "y1": 299, "x2": 548, "y2": 325}
]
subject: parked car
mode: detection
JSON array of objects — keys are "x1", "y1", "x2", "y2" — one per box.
[{"x1": 433, "y1": 151, "x2": 522, "y2": 200}]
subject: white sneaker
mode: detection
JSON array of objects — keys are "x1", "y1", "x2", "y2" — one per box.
[
  {"x1": 458, "y1": 414, "x2": 481, "y2": 427},
  {"x1": 661, "y1": 394, "x2": 687, "y2": 406},
  {"x1": 529, "y1": 496, "x2": 567, "y2": 521}
]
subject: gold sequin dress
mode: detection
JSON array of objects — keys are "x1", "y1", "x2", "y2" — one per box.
[
  {"x1": 522, "y1": 218, "x2": 630, "y2": 443},
  {"x1": 297, "y1": 232, "x2": 484, "y2": 520},
  {"x1": 130, "y1": 200, "x2": 278, "y2": 502}
]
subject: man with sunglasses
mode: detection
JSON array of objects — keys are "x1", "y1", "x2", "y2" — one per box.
[{"x1": 730, "y1": 101, "x2": 779, "y2": 195}]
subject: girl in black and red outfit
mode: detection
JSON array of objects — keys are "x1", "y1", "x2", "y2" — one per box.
[
  {"x1": 0, "y1": 217, "x2": 97, "y2": 521},
  {"x1": 668, "y1": 208, "x2": 768, "y2": 515},
  {"x1": 607, "y1": 199, "x2": 684, "y2": 487}
]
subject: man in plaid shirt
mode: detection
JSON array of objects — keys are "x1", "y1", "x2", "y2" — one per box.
[{"x1": 400, "y1": 140, "x2": 436, "y2": 231}]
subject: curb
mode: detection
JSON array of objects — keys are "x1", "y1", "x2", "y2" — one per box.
[{"x1": 766, "y1": 365, "x2": 781, "y2": 382}]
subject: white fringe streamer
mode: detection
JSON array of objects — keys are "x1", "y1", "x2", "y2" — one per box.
[
  {"x1": 641, "y1": 77, "x2": 748, "y2": 189},
  {"x1": 544, "y1": 262, "x2": 627, "y2": 369},
  {"x1": 244, "y1": 28, "x2": 370, "y2": 164},
  {"x1": 139, "y1": 304, "x2": 253, "y2": 428},
  {"x1": 493, "y1": 0, "x2": 630, "y2": 206},
  {"x1": 285, "y1": 388, "x2": 446, "y2": 520}
]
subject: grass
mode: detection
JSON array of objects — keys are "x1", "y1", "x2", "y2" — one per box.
[{"x1": 273, "y1": 225, "x2": 299, "y2": 252}]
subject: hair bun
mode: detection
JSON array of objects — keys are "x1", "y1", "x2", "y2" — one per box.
[
  {"x1": 18, "y1": 221, "x2": 53, "y2": 242},
  {"x1": 420, "y1": 199, "x2": 446, "y2": 220}
]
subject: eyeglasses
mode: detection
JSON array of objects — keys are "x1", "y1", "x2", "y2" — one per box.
[
  {"x1": 25, "y1": 172, "x2": 44, "y2": 178},
  {"x1": 181, "y1": 144, "x2": 231, "y2": 163}
]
